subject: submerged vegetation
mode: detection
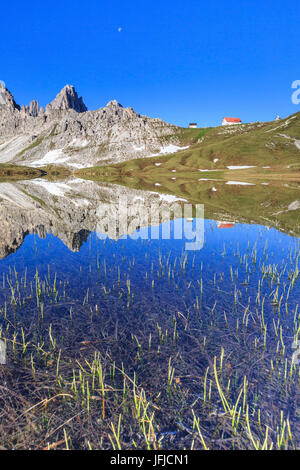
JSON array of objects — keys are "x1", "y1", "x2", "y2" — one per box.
[{"x1": 0, "y1": 225, "x2": 299, "y2": 450}]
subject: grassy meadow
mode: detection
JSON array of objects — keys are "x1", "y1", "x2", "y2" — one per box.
[{"x1": 77, "y1": 111, "x2": 300, "y2": 180}]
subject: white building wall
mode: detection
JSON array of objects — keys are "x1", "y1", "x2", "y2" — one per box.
[{"x1": 222, "y1": 119, "x2": 241, "y2": 126}]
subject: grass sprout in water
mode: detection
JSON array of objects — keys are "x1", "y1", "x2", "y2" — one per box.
[{"x1": 0, "y1": 220, "x2": 299, "y2": 449}]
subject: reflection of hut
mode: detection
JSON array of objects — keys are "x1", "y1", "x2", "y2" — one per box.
[{"x1": 217, "y1": 221, "x2": 235, "y2": 229}]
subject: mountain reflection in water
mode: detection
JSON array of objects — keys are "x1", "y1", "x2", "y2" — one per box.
[{"x1": 0, "y1": 177, "x2": 299, "y2": 260}]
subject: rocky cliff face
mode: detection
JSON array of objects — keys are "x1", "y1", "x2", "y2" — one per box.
[
  {"x1": 0, "y1": 83, "x2": 20, "y2": 110},
  {"x1": 0, "y1": 83, "x2": 21, "y2": 137},
  {"x1": 0, "y1": 83, "x2": 181, "y2": 167}
]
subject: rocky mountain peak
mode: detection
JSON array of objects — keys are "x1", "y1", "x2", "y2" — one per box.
[
  {"x1": 106, "y1": 99, "x2": 123, "y2": 108},
  {"x1": 46, "y1": 85, "x2": 87, "y2": 113},
  {"x1": 0, "y1": 82, "x2": 20, "y2": 111},
  {"x1": 0, "y1": 82, "x2": 178, "y2": 164}
]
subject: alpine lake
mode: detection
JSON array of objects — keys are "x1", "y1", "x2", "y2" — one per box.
[{"x1": 0, "y1": 175, "x2": 299, "y2": 450}]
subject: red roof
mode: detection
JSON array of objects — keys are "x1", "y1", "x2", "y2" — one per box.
[{"x1": 223, "y1": 117, "x2": 242, "y2": 122}]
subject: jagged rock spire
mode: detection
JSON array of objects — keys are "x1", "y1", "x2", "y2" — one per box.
[
  {"x1": 29, "y1": 100, "x2": 39, "y2": 117},
  {"x1": 46, "y1": 85, "x2": 87, "y2": 113}
]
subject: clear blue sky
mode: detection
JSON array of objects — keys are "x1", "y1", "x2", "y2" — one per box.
[{"x1": 1, "y1": 0, "x2": 299, "y2": 127}]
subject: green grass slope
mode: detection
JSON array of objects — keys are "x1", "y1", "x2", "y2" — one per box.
[{"x1": 78, "y1": 111, "x2": 300, "y2": 178}]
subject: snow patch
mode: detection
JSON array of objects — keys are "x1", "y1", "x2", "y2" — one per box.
[
  {"x1": 133, "y1": 144, "x2": 145, "y2": 152},
  {"x1": 198, "y1": 178, "x2": 219, "y2": 181},
  {"x1": 32, "y1": 149, "x2": 69, "y2": 167},
  {"x1": 69, "y1": 138, "x2": 89, "y2": 148},
  {"x1": 226, "y1": 181, "x2": 255, "y2": 186},
  {"x1": 151, "y1": 144, "x2": 189, "y2": 157}
]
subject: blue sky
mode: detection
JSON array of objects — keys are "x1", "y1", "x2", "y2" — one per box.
[{"x1": 1, "y1": 0, "x2": 299, "y2": 127}]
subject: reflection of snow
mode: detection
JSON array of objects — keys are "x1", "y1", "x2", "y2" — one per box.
[
  {"x1": 30, "y1": 179, "x2": 71, "y2": 196},
  {"x1": 198, "y1": 178, "x2": 219, "y2": 181},
  {"x1": 227, "y1": 165, "x2": 256, "y2": 170},
  {"x1": 0, "y1": 182, "x2": 36, "y2": 208},
  {"x1": 158, "y1": 194, "x2": 187, "y2": 203},
  {"x1": 198, "y1": 169, "x2": 219, "y2": 172}
]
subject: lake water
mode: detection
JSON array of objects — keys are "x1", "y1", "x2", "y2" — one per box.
[{"x1": 0, "y1": 178, "x2": 299, "y2": 449}]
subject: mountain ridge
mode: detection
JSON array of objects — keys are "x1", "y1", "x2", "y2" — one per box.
[{"x1": 0, "y1": 83, "x2": 181, "y2": 168}]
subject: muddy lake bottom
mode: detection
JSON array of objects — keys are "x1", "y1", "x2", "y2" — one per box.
[{"x1": 0, "y1": 219, "x2": 299, "y2": 450}]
